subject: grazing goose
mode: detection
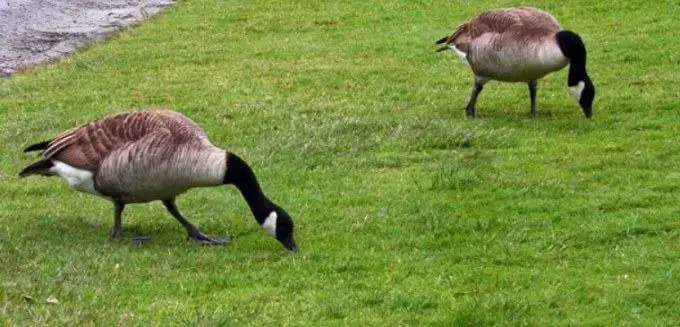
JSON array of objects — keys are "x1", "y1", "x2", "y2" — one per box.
[
  {"x1": 435, "y1": 7, "x2": 595, "y2": 118},
  {"x1": 19, "y1": 109, "x2": 298, "y2": 252}
]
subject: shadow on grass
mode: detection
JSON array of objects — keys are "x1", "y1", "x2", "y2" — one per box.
[{"x1": 13, "y1": 212, "x2": 261, "y2": 249}]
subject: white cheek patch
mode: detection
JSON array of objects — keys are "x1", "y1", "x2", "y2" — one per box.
[
  {"x1": 261, "y1": 211, "x2": 278, "y2": 237},
  {"x1": 569, "y1": 81, "x2": 586, "y2": 101},
  {"x1": 50, "y1": 160, "x2": 104, "y2": 197}
]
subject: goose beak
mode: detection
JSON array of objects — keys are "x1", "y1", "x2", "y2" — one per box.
[
  {"x1": 282, "y1": 235, "x2": 298, "y2": 253},
  {"x1": 583, "y1": 108, "x2": 592, "y2": 118}
]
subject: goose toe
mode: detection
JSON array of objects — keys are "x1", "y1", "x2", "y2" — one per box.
[{"x1": 187, "y1": 233, "x2": 230, "y2": 246}]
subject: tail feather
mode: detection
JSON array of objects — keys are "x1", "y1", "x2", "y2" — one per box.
[
  {"x1": 19, "y1": 160, "x2": 54, "y2": 177},
  {"x1": 435, "y1": 36, "x2": 449, "y2": 45},
  {"x1": 24, "y1": 140, "x2": 52, "y2": 153},
  {"x1": 436, "y1": 36, "x2": 452, "y2": 52}
]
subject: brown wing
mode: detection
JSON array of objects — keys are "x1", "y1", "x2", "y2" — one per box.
[
  {"x1": 436, "y1": 7, "x2": 560, "y2": 50},
  {"x1": 42, "y1": 110, "x2": 210, "y2": 171},
  {"x1": 94, "y1": 127, "x2": 224, "y2": 201}
]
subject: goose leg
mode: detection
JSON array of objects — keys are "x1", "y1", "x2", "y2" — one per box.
[
  {"x1": 162, "y1": 199, "x2": 227, "y2": 245},
  {"x1": 466, "y1": 77, "x2": 487, "y2": 117},
  {"x1": 111, "y1": 201, "x2": 125, "y2": 239},
  {"x1": 528, "y1": 80, "x2": 538, "y2": 117}
]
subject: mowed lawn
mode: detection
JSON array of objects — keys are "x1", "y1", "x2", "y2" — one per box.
[{"x1": 2, "y1": 0, "x2": 680, "y2": 325}]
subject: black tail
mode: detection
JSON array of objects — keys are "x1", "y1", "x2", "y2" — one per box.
[
  {"x1": 435, "y1": 36, "x2": 448, "y2": 45},
  {"x1": 24, "y1": 140, "x2": 52, "y2": 153},
  {"x1": 19, "y1": 160, "x2": 54, "y2": 177}
]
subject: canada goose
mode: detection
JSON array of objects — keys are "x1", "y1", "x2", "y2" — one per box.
[
  {"x1": 435, "y1": 7, "x2": 595, "y2": 118},
  {"x1": 19, "y1": 109, "x2": 298, "y2": 252}
]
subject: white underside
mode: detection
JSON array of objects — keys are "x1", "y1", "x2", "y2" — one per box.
[
  {"x1": 262, "y1": 211, "x2": 278, "y2": 237},
  {"x1": 447, "y1": 45, "x2": 469, "y2": 65},
  {"x1": 50, "y1": 160, "x2": 105, "y2": 197}
]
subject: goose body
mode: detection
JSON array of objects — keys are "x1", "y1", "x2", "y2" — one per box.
[
  {"x1": 436, "y1": 7, "x2": 595, "y2": 117},
  {"x1": 19, "y1": 109, "x2": 297, "y2": 252}
]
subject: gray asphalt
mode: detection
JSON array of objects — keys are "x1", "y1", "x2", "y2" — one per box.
[{"x1": 0, "y1": 0, "x2": 174, "y2": 77}]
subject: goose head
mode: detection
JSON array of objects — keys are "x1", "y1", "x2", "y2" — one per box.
[
  {"x1": 556, "y1": 30, "x2": 596, "y2": 118},
  {"x1": 260, "y1": 205, "x2": 297, "y2": 252},
  {"x1": 223, "y1": 151, "x2": 299, "y2": 252},
  {"x1": 569, "y1": 77, "x2": 595, "y2": 118}
]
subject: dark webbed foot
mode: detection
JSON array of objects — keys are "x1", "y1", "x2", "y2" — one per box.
[
  {"x1": 465, "y1": 78, "x2": 486, "y2": 118},
  {"x1": 111, "y1": 227, "x2": 124, "y2": 240},
  {"x1": 162, "y1": 199, "x2": 229, "y2": 246},
  {"x1": 187, "y1": 233, "x2": 230, "y2": 245},
  {"x1": 131, "y1": 236, "x2": 151, "y2": 245},
  {"x1": 465, "y1": 108, "x2": 476, "y2": 118}
]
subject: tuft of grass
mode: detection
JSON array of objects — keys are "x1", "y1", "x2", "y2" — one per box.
[{"x1": 2, "y1": 0, "x2": 680, "y2": 325}]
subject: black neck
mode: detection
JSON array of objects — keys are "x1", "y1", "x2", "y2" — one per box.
[
  {"x1": 556, "y1": 30, "x2": 589, "y2": 86},
  {"x1": 567, "y1": 58, "x2": 589, "y2": 87},
  {"x1": 223, "y1": 152, "x2": 273, "y2": 224}
]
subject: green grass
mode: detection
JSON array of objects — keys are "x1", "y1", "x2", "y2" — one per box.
[{"x1": 2, "y1": 0, "x2": 680, "y2": 324}]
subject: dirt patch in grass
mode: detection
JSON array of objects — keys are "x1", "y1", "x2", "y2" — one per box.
[{"x1": 0, "y1": 0, "x2": 174, "y2": 77}]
